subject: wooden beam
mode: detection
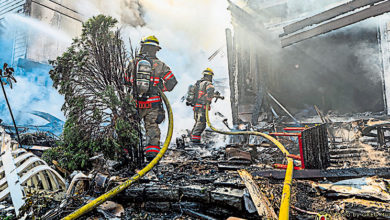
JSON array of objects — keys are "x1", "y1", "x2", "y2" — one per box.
[
  {"x1": 253, "y1": 167, "x2": 390, "y2": 180},
  {"x1": 283, "y1": 0, "x2": 384, "y2": 35},
  {"x1": 238, "y1": 169, "x2": 277, "y2": 219},
  {"x1": 281, "y1": 0, "x2": 390, "y2": 47},
  {"x1": 379, "y1": 19, "x2": 390, "y2": 114},
  {"x1": 226, "y1": 28, "x2": 239, "y2": 125}
]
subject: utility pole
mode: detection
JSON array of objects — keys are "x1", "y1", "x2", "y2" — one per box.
[{"x1": 0, "y1": 63, "x2": 22, "y2": 147}]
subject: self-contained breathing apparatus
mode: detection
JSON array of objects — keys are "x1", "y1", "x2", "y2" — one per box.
[
  {"x1": 135, "y1": 55, "x2": 154, "y2": 101},
  {"x1": 133, "y1": 54, "x2": 170, "y2": 124},
  {"x1": 186, "y1": 81, "x2": 224, "y2": 107},
  {"x1": 186, "y1": 80, "x2": 201, "y2": 107}
]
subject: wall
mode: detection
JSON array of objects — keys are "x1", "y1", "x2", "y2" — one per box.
[
  {"x1": 27, "y1": 0, "x2": 82, "y2": 63},
  {"x1": 379, "y1": 17, "x2": 390, "y2": 114}
]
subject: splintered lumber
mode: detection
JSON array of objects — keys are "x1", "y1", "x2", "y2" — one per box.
[
  {"x1": 238, "y1": 169, "x2": 277, "y2": 219},
  {"x1": 1, "y1": 130, "x2": 24, "y2": 215},
  {"x1": 281, "y1": 0, "x2": 390, "y2": 47},
  {"x1": 0, "y1": 127, "x2": 66, "y2": 215}
]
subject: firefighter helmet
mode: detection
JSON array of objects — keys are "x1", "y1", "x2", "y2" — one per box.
[
  {"x1": 202, "y1": 68, "x2": 214, "y2": 76},
  {"x1": 141, "y1": 35, "x2": 160, "y2": 48}
]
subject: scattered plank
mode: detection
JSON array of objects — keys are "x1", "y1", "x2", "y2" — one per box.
[
  {"x1": 238, "y1": 169, "x2": 277, "y2": 219},
  {"x1": 218, "y1": 164, "x2": 247, "y2": 171},
  {"x1": 22, "y1": 145, "x2": 51, "y2": 151},
  {"x1": 339, "y1": 198, "x2": 390, "y2": 218},
  {"x1": 291, "y1": 205, "x2": 318, "y2": 216},
  {"x1": 253, "y1": 167, "x2": 390, "y2": 180},
  {"x1": 183, "y1": 208, "x2": 217, "y2": 220}
]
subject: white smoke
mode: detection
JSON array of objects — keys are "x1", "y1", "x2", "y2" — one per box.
[
  {"x1": 5, "y1": 76, "x2": 65, "y2": 125},
  {"x1": 287, "y1": 0, "x2": 350, "y2": 18},
  {"x1": 3, "y1": 14, "x2": 72, "y2": 44},
  {"x1": 75, "y1": 0, "x2": 145, "y2": 26},
  {"x1": 0, "y1": 14, "x2": 68, "y2": 125}
]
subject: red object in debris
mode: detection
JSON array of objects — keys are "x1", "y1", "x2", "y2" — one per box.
[
  {"x1": 273, "y1": 163, "x2": 303, "y2": 170},
  {"x1": 287, "y1": 154, "x2": 301, "y2": 160},
  {"x1": 319, "y1": 215, "x2": 327, "y2": 220},
  {"x1": 269, "y1": 131, "x2": 306, "y2": 169},
  {"x1": 298, "y1": 135, "x2": 305, "y2": 169},
  {"x1": 269, "y1": 132, "x2": 301, "y2": 136},
  {"x1": 123, "y1": 148, "x2": 129, "y2": 154},
  {"x1": 283, "y1": 127, "x2": 306, "y2": 131}
]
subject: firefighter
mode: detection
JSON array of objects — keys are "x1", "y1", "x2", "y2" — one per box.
[
  {"x1": 187, "y1": 68, "x2": 221, "y2": 143},
  {"x1": 128, "y1": 35, "x2": 177, "y2": 161}
]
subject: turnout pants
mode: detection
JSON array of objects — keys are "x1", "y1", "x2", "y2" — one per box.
[
  {"x1": 139, "y1": 107, "x2": 162, "y2": 159},
  {"x1": 191, "y1": 109, "x2": 206, "y2": 143}
]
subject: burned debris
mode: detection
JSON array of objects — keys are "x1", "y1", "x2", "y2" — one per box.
[
  {"x1": 1, "y1": 103, "x2": 390, "y2": 219},
  {"x1": 1, "y1": 0, "x2": 390, "y2": 220}
]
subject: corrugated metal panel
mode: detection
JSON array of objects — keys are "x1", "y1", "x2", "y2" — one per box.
[
  {"x1": 0, "y1": 0, "x2": 28, "y2": 66},
  {"x1": 0, "y1": 0, "x2": 26, "y2": 19}
]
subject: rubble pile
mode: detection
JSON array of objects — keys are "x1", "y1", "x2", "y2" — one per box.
[
  {"x1": 19, "y1": 132, "x2": 57, "y2": 148},
  {"x1": 111, "y1": 117, "x2": 390, "y2": 219},
  {"x1": 116, "y1": 139, "x2": 390, "y2": 219}
]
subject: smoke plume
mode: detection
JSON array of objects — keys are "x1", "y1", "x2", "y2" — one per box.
[{"x1": 76, "y1": 0, "x2": 145, "y2": 26}]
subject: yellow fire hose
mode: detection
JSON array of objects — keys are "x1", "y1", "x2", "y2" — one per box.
[
  {"x1": 62, "y1": 91, "x2": 174, "y2": 220},
  {"x1": 205, "y1": 103, "x2": 293, "y2": 220}
]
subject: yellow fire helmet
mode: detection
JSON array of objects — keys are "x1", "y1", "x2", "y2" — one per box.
[
  {"x1": 202, "y1": 67, "x2": 214, "y2": 76},
  {"x1": 141, "y1": 35, "x2": 161, "y2": 48}
]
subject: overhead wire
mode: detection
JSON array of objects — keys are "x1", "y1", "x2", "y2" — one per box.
[{"x1": 30, "y1": 0, "x2": 82, "y2": 22}]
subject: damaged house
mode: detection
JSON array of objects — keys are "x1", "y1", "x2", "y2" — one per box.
[
  {"x1": 226, "y1": 0, "x2": 390, "y2": 167},
  {"x1": 117, "y1": 1, "x2": 390, "y2": 219},
  {"x1": 227, "y1": 0, "x2": 390, "y2": 123}
]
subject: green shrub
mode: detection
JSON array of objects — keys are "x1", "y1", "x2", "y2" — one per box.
[{"x1": 43, "y1": 15, "x2": 140, "y2": 171}]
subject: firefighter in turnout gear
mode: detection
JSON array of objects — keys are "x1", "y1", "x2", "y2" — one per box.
[
  {"x1": 127, "y1": 36, "x2": 177, "y2": 161},
  {"x1": 187, "y1": 68, "x2": 222, "y2": 143}
]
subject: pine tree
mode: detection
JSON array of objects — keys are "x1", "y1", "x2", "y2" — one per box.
[{"x1": 44, "y1": 15, "x2": 140, "y2": 171}]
